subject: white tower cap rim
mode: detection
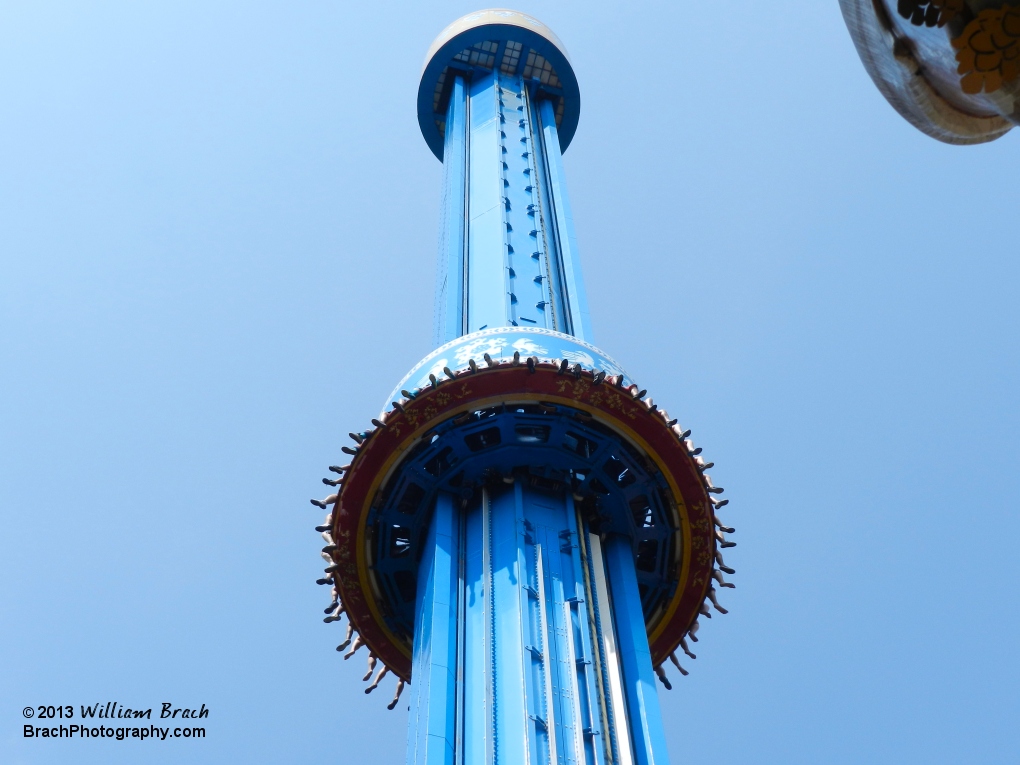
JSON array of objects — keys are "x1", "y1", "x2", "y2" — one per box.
[{"x1": 417, "y1": 9, "x2": 581, "y2": 161}]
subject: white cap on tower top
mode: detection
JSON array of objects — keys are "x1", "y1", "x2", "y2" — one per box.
[{"x1": 417, "y1": 9, "x2": 581, "y2": 160}]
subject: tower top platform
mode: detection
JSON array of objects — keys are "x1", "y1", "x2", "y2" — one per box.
[{"x1": 417, "y1": 9, "x2": 580, "y2": 160}]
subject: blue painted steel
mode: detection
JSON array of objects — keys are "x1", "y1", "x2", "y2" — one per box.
[
  {"x1": 467, "y1": 74, "x2": 508, "y2": 334},
  {"x1": 564, "y1": 500, "x2": 607, "y2": 765},
  {"x1": 434, "y1": 76, "x2": 468, "y2": 346},
  {"x1": 407, "y1": 465, "x2": 652, "y2": 765},
  {"x1": 499, "y1": 75, "x2": 553, "y2": 331},
  {"x1": 470, "y1": 482, "x2": 612, "y2": 765},
  {"x1": 462, "y1": 498, "x2": 486, "y2": 765},
  {"x1": 583, "y1": 532, "x2": 628, "y2": 765},
  {"x1": 431, "y1": 68, "x2": 592, "y2": 342},
  {"x1": 489, "y1": 485, "x2": 530, "y2": 765},
  {"x1": 525, "y1": 490, "x2": 585, "y2": 765},
  {"x1": 374, "y1": 402, "x2": 679, "y2": 671},
  {"x1": 535, "y1": 98, "x2": 593, "y2": 342},
  {"x1": 407, "y1": 492, "x2": 460, "y2": 765},
  {"x1": 405, "y1": 35, "x2": 671, "y2": 765},
  {"x1": 603, "y1": 534, "x2": 670, "y2": 765}
]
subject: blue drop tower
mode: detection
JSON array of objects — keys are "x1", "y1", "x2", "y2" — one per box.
[{"x1": 313, "y1": 11, "x2": 736, "y2": 765}]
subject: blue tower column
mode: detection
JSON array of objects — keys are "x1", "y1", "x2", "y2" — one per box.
[
  {"x1": 316, "y1": 16, "x2": 733, "y2": 765},
  {"x1": 434, "y1": 76, "x2": 468, "y2": 346},
  {"x1": 407, "y1": 493, "x2": 460, "y2": 765},
  {"x1": 457, "y1": 482, "x2": 613, "y2": 765},
  {"x1": 603, "y1": 535, "x2": 670, "y2": 765},
  {"x1": 534, "y1": 97, "x2": 592, "y2": 342},
  {"x1": 408, "y1": 16, "x2": 672, "y2": 765},
  {"x1": 432, "y1": 68, "x2": 592, "y2": 342},
  {"x1": 407, "y1": 465, "x2": 635, "y2": 765}
]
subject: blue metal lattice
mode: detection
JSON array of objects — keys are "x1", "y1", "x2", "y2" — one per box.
[{"x1": 371, "y1": 403, "x2": 678, "y2": 651}]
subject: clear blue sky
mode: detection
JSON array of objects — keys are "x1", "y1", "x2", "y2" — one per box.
[{"x1": 2, "y1": 2, "x2": 1017, "y2": 763}]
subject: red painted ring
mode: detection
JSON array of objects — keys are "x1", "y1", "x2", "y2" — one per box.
[{"x1": 329, "y1": 363, "x2": 715, "y2": 681}]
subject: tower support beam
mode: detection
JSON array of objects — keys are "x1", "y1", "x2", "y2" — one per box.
[
  {"x1": 535, "y1": 97, "x2": 592, "y2": 342},
  {"x1": 603, "y1": 535, "x2": 670, "y2": 765},
  {"x1": 407, "y1": 492, "x2": 460, "y2": 765},
  {"x1": 434, "y1": 77, "x2": 468, "y2": 346},
  {"x1": 433, "y1": 68, "x2": 592, "y2": 342},
  {"x1": 410, "y1": 479, "x2": 645, "y2": 765}
]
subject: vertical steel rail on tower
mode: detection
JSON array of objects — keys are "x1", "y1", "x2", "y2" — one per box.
[
  {"x1": 432, "y1": 71, "x2": 592, "y2": 346},
  {"x1": 408, "y1": 59, "x2": 668, "y2": 765}
]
